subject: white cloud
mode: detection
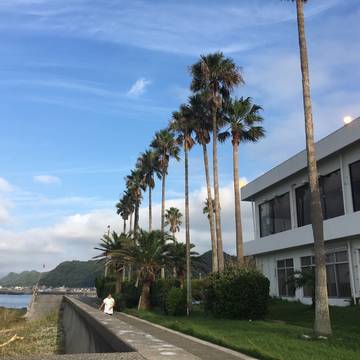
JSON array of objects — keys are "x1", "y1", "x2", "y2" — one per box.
[
  {"x1": 0, "y1": 182, "x2": 254, "y2": 275},
  {"x1": 33, "y1": 175, "x2": 61, "y2": 185},
  {"x1": 0, "y1": 177, "x2": 13, "y2": 192},
  {"x1": 127, "y1": 78, "x2": 151, "y2": 97}
]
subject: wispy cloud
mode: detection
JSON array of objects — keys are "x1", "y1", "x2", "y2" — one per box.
[
  {"x1": 127, "y1": 78, "x2": 151, "y2": 97},
  {"x1": 0, "y1": 177, "x2": 13, "y2": 192},
  {"x1": 33, "y1": 175, "x2": 61, "y2": 185}
]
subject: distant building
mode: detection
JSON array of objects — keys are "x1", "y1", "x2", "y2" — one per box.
[{"x1": 242, "y1": 117, "x2": 360, "y2": 306}]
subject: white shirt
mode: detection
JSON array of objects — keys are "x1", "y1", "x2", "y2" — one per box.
[{"x1": 103, "y1": 297, "x2": 115, "y2": 314}]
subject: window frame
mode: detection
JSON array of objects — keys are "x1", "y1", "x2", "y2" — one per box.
[
  {"x1": 277, "y1": 258, "x2": 295, "y2": 297},
  {"x1": 349, "y1": 159, "x2": 360, "y2": 212}
]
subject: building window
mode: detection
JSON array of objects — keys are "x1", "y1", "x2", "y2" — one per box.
[
  {"x1": 296, "y1": 184, "x2": 311, "y2": 227},
  {"x1": 277, "y1": 258, "x2": 295, "y2": 297},
  {"x1": 350, "y1": 160, "x2": 360, "y2": 212},
  {"x1": 320, "y1": 170, "x2": 344, "y2": 219},
  {"x1": 300, "y1": 251, "x2": 351, "y2": 298},
  {"x1": 259, "y1": 192, "x2": 291, "y2": 237},
  {"x1": 300, "y1": 256, "x2": 315, "y2": 297},
  {"x1": 295, "y1": 169, "x2": 344, "y2": 227}
]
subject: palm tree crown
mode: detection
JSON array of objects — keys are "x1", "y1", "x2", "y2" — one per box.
[{"x1": 164, "y1": 207, "x2": 183, "y2": 237}]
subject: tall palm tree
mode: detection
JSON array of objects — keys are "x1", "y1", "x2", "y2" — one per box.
[
  {"x1": 150, "y1": 129, "x2": 180, "y2": 233},
  {"x1": 126, "y1": 169, "x2": 144, "y2": 238},
  {"x1": 94, "y1": 231, "x2": 131, "y2": 293},
  {"x1": 219, "y1": 97, "x2": 265, "y2": 266},
  {"x1": 120, "y1": 230, "x2": 170, "y2": 310},
  {"x1": 137, "y1": 150, "x2": 160, "y2": 232},
  {"x1": 190, "y1": 52, "x2": 244, "y2": 272},
  {"x1": 170, "y1": 104, "x2": 196, "y2": 315},
  {"x1": 164, "y1": 207, "x2": 183, "y2": 240},
  {"x1": 164, "y1": 242, "x2": 198, "y2": 288},
  {"x1": 190, "y1": 93, "x2": 218, "y2": 272},
  {"x1": 287, "y1": 0, "x2": 331, "y2": 336},
  {"x1": 203, "y1": 198, "x2": 216, "y2": 219}
]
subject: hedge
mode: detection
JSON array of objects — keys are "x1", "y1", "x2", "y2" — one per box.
[
  {"x1": 204, "y1": 267, "x2": 270, "y2": 319},
  {"x1": 150, "y1": 279, "x2": 180, "y2": 310}
]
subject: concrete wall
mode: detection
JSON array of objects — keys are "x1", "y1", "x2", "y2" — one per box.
[{"x1": 62, "y1": 297, "x2": 134, "y2": 354}]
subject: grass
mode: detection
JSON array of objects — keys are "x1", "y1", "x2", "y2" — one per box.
[
  {"x1": 0, "y1": 307, "x2": 63, "y2": 357},
  {"x1": 124, "y1": 299, "x2": 360, "y2": 360}
]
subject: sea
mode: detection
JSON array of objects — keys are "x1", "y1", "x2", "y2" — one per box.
[{"x1": 0, "y1": 294, "x2": 32, "y2": 309}]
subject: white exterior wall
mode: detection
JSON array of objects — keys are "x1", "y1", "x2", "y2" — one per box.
[{"x1": 243, "y1": 136, "x2": 360, "y2": 306}]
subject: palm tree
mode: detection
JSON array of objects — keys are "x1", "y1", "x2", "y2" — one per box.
[
  {"x1": 288, "y1": 0, "x2": 331, "y2": 336},
  {"x1": 94, "y1": 231, "x2": 131, "y2": 294},
  {"x1": 164, "y1": 207, "x2": 183, "y2": 240},
  {"x1": 121, "y1": 230, "x2": 171, "y2": 310},
  {"x1": 219, "y1": 97, "x2": 265, "y2": 266},
  {"x1": 190, "y1": 93, "x2": 218, "y2": 272},
  {"x1": 137, "y1": 150, "x2": 160, "y2": 232},
  {"x1": 126, "y1": 169, "x2": 144, "y2": 238},
  {"x1": 170, "y1": 104, "x2": 196, "y2": 315},
  {"x1": 164, "y1": 242, "x2": 198, "y2": 288},
  {"x1": 190, "y1": 52, "x2": 244, "y2": 272},
  {"x1": 202, "y1": 198, "x2": 216, "y2": 219},
  {"x1": 116, "y1": 192, "x2": 134, "y2": 234},
  {"x1": 150, "y1": 129, "x2": 180, "y2": 233}
]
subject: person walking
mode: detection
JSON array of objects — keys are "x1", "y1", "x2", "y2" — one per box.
[{"x1": 99, "y1": 293, "x2": 115, "y2": 315}]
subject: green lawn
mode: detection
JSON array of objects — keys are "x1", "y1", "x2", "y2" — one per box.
[{"x1": 125, "y1": 300, "x2": 360, "y2": 360}]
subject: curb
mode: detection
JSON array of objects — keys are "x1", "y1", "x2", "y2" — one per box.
[{"x1": 120, "y1": 312, "x2": 258, "y2": 360}]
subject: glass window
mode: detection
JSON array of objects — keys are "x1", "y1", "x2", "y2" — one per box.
[
  {"x1": 277, "y1": 259, "x2": 295, "y2": 297},
  {"x1": 350, "y1": 160, "x2": 360, "y2": 212},
  {"x1": 259, "y1": 193, "x2": 291, "y2": 237},
  {"x1": 296, "y1": 169, "x2": 344, "y2": 227},
  {"x1": 320, "y1": 170, "x2": 344, "y2": 219},
  {"x1": 296, "y1": 184, "x2": 311, "y2": 227},
  {"x1": 301, "y1": 252, "x2": 351, "y2": 298}
]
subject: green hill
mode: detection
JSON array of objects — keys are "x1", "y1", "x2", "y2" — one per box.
[
  {"x1": 0, "y1": 270, "x2": 41, "y2": 287},
  {"x1": 0, "y1": 260, "x2": 104, "y2": 288}
]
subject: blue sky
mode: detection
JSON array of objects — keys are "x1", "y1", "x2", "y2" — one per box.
[{"x1": 0, "y1": 0, "x2": 359, "y2": 275}]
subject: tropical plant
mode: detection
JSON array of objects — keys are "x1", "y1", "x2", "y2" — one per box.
[
  {"x1": 164, "y1": 207, "x2": 183, "y2": 240},
  {"x1": 170, "y1": 104, "x2": 196, "y2": 314},
  {"x1": 150, "y1": 129, "x2": 180, "y2": 233},
  {"x1": 288, "y1": 0, "x2": 331, "y2": 336},
  {"x1": 136, "y1": 149, "x2": 161, "y2": 232},
  {"x1": 164, "y1": 242, "x2": 198, "y2": 289},
  {"x1": 202, "y1": 198, "x2": 216, "y2": 220},
  {"x1": 289, "y1": 267, "x2": 315, "y2": 307},
  {"x1": 119, "y1": 230, "x2": 171, "y2": 310},
  {"x1": 190, "y1": 52, "x2": 244, "y2": 272},
  {"x1": 93, "y1": 231, "x2": 132, "y2": 294},
  {"x1": 125, "y1": 169, "x2": 144, "y2": 237},
  {"x1": 190, "y1": 93, "x2": 218, "y2": 272},
  {"x1": 116, "y1": 191, "x2": 135, "y2": 234},
  {"x1": 219, "y1": 97, "x2": 265, "y2": 265}
]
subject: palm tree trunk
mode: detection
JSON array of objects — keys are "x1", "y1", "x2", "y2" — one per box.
[
  {"x1": 233, "y1": 141, "x2": 244, "y2": 266},
  {"x1": 149, "y1": 187, "x2": 152, "y2": 232},
  {"x1": 161, "y1": 173, "x2": 166, "y2": 232},
  {"x1": 296, "y1": 0, "x2": 331, "y2": 337},
  {"x1": 134, "y1": 201, "x2": 140, "y2": 237},
  {"x1": 212, "y1": 108, "x2": 224, "y2": 272},
  {"x1": 115, "y1": 268, "x2": 123, "y2": 294},
  {"x1": 202, "y1": 143, "x2": 218, "y2": 272},
  {"x1": 138, "y1": 280, "x2": 151, "y2": 310},
  {"x1": 123, "y1": 219, "x2": 126, "y2": 234},
  {"x1": 129, "y1": 212, "x2": 133, "y2": 233},
  {"x1": 161, "y1": 173, "x2": 166, "y2": 279},
  {"x1": 185, "y1": 147, "x2": 191, "y2": 315}
]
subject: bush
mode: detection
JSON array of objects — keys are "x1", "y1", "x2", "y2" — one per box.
[
  {"x1": 165, "y1": 287, "x2": 186, "y2": 316},
  {"x1": 191, "y1": 278, "x2": 209, "y2": 303},
  {"x1": 113, "y1": 293, "x2": 126, "y2": 311},
  {"x1": 150, "y1": 279, "x2": 180, "y2": 310},
  {"x1": 204, "y1": 267, "x2": 270, "y2": 319},
  {"x1": 122, "y1": 281, "x2": 142, "y2": 308},
  {"x1": 95, "y1": 276, "x2": 115, "y2": 299}
]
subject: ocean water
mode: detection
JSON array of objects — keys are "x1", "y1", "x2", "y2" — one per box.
[{"x1": 0, "y1": 294, "x2": 32, "y2": 309}]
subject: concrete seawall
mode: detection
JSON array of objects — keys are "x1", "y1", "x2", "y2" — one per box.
[{"x1": 62, "y1": 296, "x2": 135, "y2": 354}]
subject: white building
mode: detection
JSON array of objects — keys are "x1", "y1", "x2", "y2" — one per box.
[{"x1": 242, "y1": 117, "x2": 360, "y2": 306}]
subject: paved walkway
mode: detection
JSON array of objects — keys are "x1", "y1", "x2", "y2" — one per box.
[{"x1": 80, "y1": 297, "x2": 256, "y2": 360}]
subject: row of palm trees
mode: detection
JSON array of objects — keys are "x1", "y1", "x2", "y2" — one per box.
[{"x1": 113, "y1": 0, "x2": 332, "y2": 337}]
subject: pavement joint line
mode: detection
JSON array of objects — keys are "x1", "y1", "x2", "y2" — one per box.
[{"x1": 120, "y1": 313, "x2": 258, "y2": 360}]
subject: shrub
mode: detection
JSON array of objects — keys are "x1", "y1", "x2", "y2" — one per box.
[
  {"x1": 113, "y1": 293, "x2": 126, "y2": 311},
  {"x1": 191, "y1": 278, "x2": 209, "y2": 303},
  {"x1": 95, "y1": 276, "x2": 115, "y2": 299},
  {"x1": 165, "y1": 287, "x2": 186, "y2": 316},
  {"x1": 204, "y1": 267, "x2": 270, "y2": 319},
  {"x1": 122, "y1": 281, "x2": 142, "y2": 308},
  {"x1": 150, "y1": 279, "x2": 180, "y2": 310}
]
